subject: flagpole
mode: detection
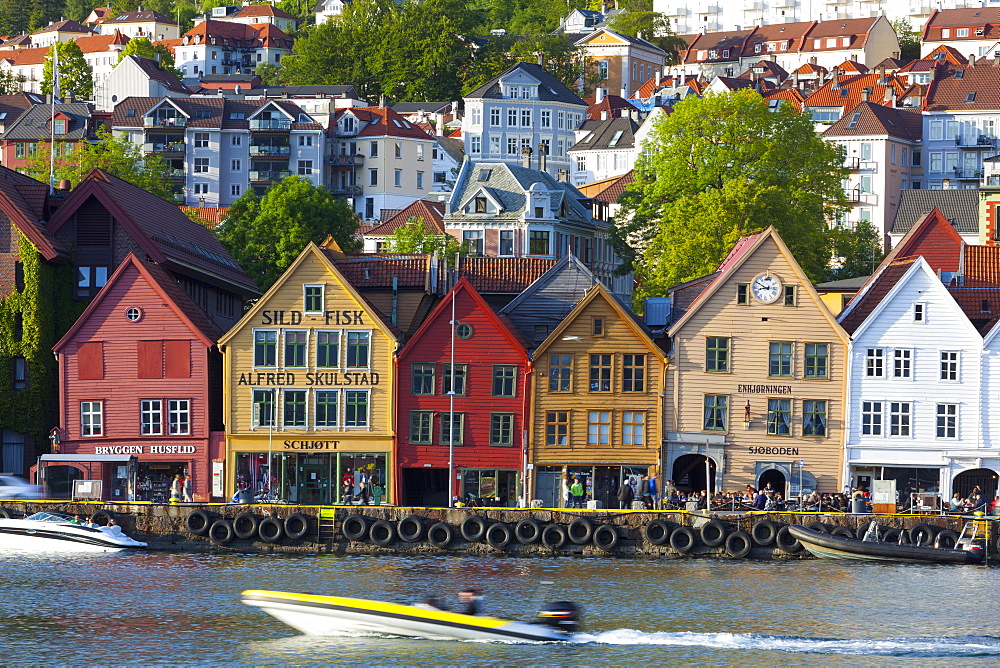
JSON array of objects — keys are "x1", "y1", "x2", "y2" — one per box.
[{"x1": 49, "y1": 44, "x2": 58, "y2": 194}]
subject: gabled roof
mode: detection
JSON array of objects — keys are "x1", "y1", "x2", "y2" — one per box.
[
  {"x1": 741, "y1": 21, "x2": 813, "y2": 58},
  {"x1": 331, "y1": 253, "x2": 430, "y2": 292},
  {"x1": 682, "y1": 28, "x2": 754, "y2": 63},
  {"x1": 569, "y1": 115, "x2": 639, "y2": 152},
  {"x1": 47, "y1": 169, "x2": 258, "y2": 294},
  {"x1": 821, "y1": 100, "x2": 922, "y2": 140},
  {"x1": 459, "y1": 257, "x2": 557, "y2": 294},
  {"x1": 925, "y1": 59, "x2": 1000, "y2": 111},
  {"x1": 962, "y1": 245, "x2": 1000, "y2": 287},
  {"x1": 127, "y1": 56, "x2": 191, "y2": 94},
  {"x1": 738, "y1": 59, "x2": 789, "y2": 81},
  {"x1": 949, "y1": 285, "x2": 1000, "y2": 333},
  {"x1": 112, "y1": 96, "x2": 318, "y2": 131},
  {"x1": 891, "y1": 191, "x2": 980, "y2": 237},
  {"x1": 447, "y1": 161, "x2": 592, "y2": 224},
  {"x1": 365, "y1": 200, "x2": 444, "y2": 237},
  {"x1": 877, "y1": 207, "x2": 965, "y2": 282},
  {"x1": 921, "y1": 44, "x2": 969, "y2": 65},
  {"x1": 232, "y1": 5, "x2": 296, "y2": 20},
  {"x1": 575, "y1": 171, "x2": 634, "y2": 204},
  {"x1": 0, "y1": 101, "x2": 97, "y2": 141},
  {"x1": 872, "y1": 56, "x2": 907, "y2": 71},
  {"x1": 803, "y1": 70, "x2": 907, "y2": 111},
  {"x1": 181, "y1": 205, "x2": 229, "y2": 228},
  {"x1": 574, "y1": 27, "x2": 665, "y2": 54},
  {"x1": 53, "y1": 253, "x2": 219, "y2": 352},
  {"x1": 180, "y1": 19, "x2": 293, "y2": 49},
  {"x1": 584, "y1": 94, "x2": 633, "y2": 120},
  {"x1": 923, "y1": 8, "x2": 1000, "y2": 41},
  {"x1": 334, "y1": 106, "x2": 434, "y2": 140},
  {"x1": 464, "y1": 62, "x2": 586, "y2": 106},
  {"x1": 838, "y1": 257, "x2": 918, "y2": 335},
  {"x1": 103, "y1": 10, "x2": 177, "y2": 25},
  {"x1": 0, "y1": 166, "x2": 67, "y2": 261},
  {"x1": 0, "y1": 93, "x2": 42, "y2": 125},
  {"x1": 799, "y1": 17, "x2": 880, "y2": 49},
  {"x1": 33, "y1": 19, "x2": 92, "y2": 35}
]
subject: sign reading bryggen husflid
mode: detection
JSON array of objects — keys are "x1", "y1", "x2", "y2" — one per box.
[{"x1": 218, "y1": 243, "x2": 399, "y2": 504}]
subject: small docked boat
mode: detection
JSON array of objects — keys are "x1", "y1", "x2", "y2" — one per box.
[
  {"x1": 788, "y1": 522, "x2": 985, "y2": 564},
  {"x1": 241, "y1": 590, "x2": 580, "y2": 642},
  {"x1": 0, "y1": 511, "x2": 147, "y2": 552}
]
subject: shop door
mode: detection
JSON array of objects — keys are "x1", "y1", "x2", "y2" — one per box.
[
  {"x1": 535, "y1": 471, "x2": 561, "y2": 508},
  {"x1": 593, "y1": 467, "x2": 619, "y2": 509},
  {"x1": 672, "y1": 455, "x2": 716, "y2": 493},
  {"x1": 402, "y1": 468, "x2": 448, "y2": 507},
  {"x1": 296, "y1": 455, "x2": 332, "y2": 505},
  {"x1": 953, "y1": 468, "x2": 999, "y2": 501},
  {"x1": 757, "y1": 469, "x2": 786, "y2": 495},
  {"x1": 496, "y1": 471, "x2": 518, "y2": 507}
]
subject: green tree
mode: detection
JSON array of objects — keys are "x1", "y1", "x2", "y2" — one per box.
[
  {"x1": 891, "y1": 18, "x2": 920, "y2": 61},
  {"x1": 62, "y1": 0, "x2": 94, "y2": 22},
  {"x1": 255, "y1": 62, "x2": 282, "y2": 86},
  {"x1": 117, "y1": 36, "x2": 182, "y2": 78},
  {"x1": 616, "y1": 90, "x2": 848, "y2": 304},
  {"x1": 22, "y1": 129, "x2": 173, "y2": 199},
  {"x1": 385, "y1": 217, "x2": 462, "y2": 265},
  {"x1": 0, "y1": 69, "x2": 27, "y2": 95},
  {"x1": 215, "y1": 176, "x2": 361, "y2": 290},
  {"x1": 828, "y1": 221, "x2": 884, "y2": 281},
  {"x1": 41, "y1": 40, "x2": 93, "y2": 100},
  {"x1": 608, "y1": 4, "x2": 686, "y2": 65},
  {"x1": 0, "y1": 0, "x2": 31, "y2": 37}
]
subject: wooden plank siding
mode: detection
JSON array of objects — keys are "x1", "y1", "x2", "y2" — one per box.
[{"x1": 667, "y1": 230, "x2": 848, "y2": 493}]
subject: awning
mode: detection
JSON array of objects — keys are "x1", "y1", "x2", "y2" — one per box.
[{"x1": 39, "y1": 455, "x2": 136, "y2": 463}]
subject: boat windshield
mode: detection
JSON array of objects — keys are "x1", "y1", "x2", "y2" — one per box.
[{"x1": 25, "y1": 511, "x2": 75, "y2": 522}]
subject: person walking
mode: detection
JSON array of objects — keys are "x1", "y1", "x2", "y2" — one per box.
[
  {"x1": 569, "y1": 477, "x2": 584, "y2": 508},
  {"x1": 639, "y1": 475, "x2": 653, "y2": 510},
  {"x1": 648, "y1": 475, "x2": 659, "y2": 510},
  {"x1": 616, "y1": 478, "x2": 634, "y2": 509},
  {"x1": 169, "y1": 474, "x2": 183, "y2": 504},
  {"x1": 182, "y1": 473, "x2": 192, "y2": 502}
]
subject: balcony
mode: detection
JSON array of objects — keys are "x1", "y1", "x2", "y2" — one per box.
[
  {"x1": 329, "y1": 184, "x2": 362, "y2": 195},
  {"x1": 249, "y1": 145, "x2": 290, "y2": 157},
  {"x1": 144, "y1": 116, "x2": 187, "y2": 128},
  {"x1": 858, "y1": 160, "x2": 878, "y2": 173},
  {"x1": 908, "y1": 5, "x2": 932, "y2": 16},
  {"x1": 249, "y1": 170, "x2": 292, "y2": 182},
  {"x1": 843, "y1": 156, "x2": 860, "y2": 169},
  {"x1": 250, "y1": 118, "x2": 292, "y2": 130},
  {"x1": 743, "y1": 1, "x2": 763, "y2": 11},
  {"x1": 956, "y1": 135, "x2": 996, "y2": 148},
  {"x1": 984, "y1": 175, "x2": 1000, "y2": 187},
  {"x1": 954, "y1": 168, "x2": 983, "y2": 180},
  {"x1": 662, "y1": 6, "x2": 687, "y2": 16},
  {"x1": 701, "y1": 4, "x2": 720, "y2": 13},
  {"x1": 171, "y1": 193, "x2": 185, "y2": 203},
  {"x1": 169, "y1": 168, "x2": 185, "y2": 179},
  {"x1": 845, "y1": 187, "x2": 861, "y2": 203},
  {"x1": 143, "y1": 141, "x2": 185, "y2": 155},
  {"x1": 329, "y1": 154, "x2": 363, "y2": 166}
]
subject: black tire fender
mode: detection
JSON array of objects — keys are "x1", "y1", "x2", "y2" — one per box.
[
  {"x1": 514, "y1": 518, "x2": 542, "y2": 544},
  {"x1": 186, "y1": 510, "x2": 212, "y2": 536},
  {"x1": 751, "y1": 520, "x2": 779, "y2": 546},
  {"x1": 342, "y1": 514, "x2": 369, "y2": 541},
  {"x1": 567, "y1": 518, "x2": 593, "y2": 545},
  {"x1": 460, "y1": 515, "x2": 488, "y2": 542},
  {"x1": 806, "y1": 521, "x2": 830, "y2": 533},
  {"x1": 541, "y1": 523, "x2": 567, "y2": 549},
  {"x1": 700, "y1": 519, "x2": 728, "y2": 547},
  {"x1": 0, "y1": 507, "x2": 10, "y2": 519},
  {"x1": 427, "y1": 522, "x2": 453, "y2": 548},
  {"x1": 485, "y1": 522, "x2": 512, "y2": 549},
  {"x1": 775, "y1": 525, "x2": 803, "y2": 553},
  {"x1": 831, "y1": 526, "x2": 856, "y2": 539},
  {"x1": 644, "y1": 519, "x2": 673, "y2": 545},
  {"x1": 369, "y1": 519, "x2": 396, "y2": 547},
  {"x1": 593, "y1": 524, "x2": 619, "y2": 552},
  {"x1": 397, "y1": 515, "x2": 425, "y2": 543},
  {"x1": 911, "y1": 523, "x2": 937, "y2": 546},
  {"x1": 232, "y1": 512, "x2": 259, "y2": 540},
  {"x1": 934, "y1": 528, "x2": 960, "y2": 549},
  {"x1": 90, "y1": 509, "x2": 114, "y2": 527},
  {"x1": 669, "y1": 526, "x2": 697, "y2": 553},
  {"x1": 284, "y1": 513, "x2": 310, "y2": 541},
  {"x1": 880, "y1": 528, "x2": 901, "y2": 544},
  {"x1": 258, "y1": 516, "x2": 285, "y2": 543},
  {"x1": 725, "y1": 531, "x2": 753, "y2": 558},
  {"x1": 208, "y1": 519, "x2": 234, "y2": 545}
]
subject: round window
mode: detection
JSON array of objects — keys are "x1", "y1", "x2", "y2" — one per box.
[
  {"x1": 456, "y1": 322, "x2": 473, "y2": 339},
  {"x1": 125, "y1": 307, "x2": 143, "y2": 322}
]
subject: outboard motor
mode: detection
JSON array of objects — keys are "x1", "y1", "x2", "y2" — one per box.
[{"x1": 535, "y1": 601, "x2": 581, "y2": 634}]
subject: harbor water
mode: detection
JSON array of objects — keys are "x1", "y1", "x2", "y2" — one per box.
[{"x1": 2, "y1": 551, "x2": 999, "y2": 666}]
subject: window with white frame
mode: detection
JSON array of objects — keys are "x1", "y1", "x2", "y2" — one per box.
[
  {"x1": 490, "y1": 108, "x2": 501, "y2": 126},
  {"x1": 346, "y1": 331, "x2": 369, "y2": 368},
  {"x1": 284, "y1": 330, "x2": 307, "y2": 368},
  {"x1": 861, "y1": 400, "x2": 882, "y2": 436},
  {"x1": 231, "y1": 159, "x2": 241, "y2": 172},
  {"x1": 520, "y1": 109, "x2": 531, "y2": 127},
  {"x1": 297, "y1": 160, "x2": 313, "y2": 176},
  {"x1": 507, "y1": 108, "x2": 518, "y2": 126},
  {"x1": 194, "y1": 158, "x2": 209, "y2": 173},
  {"x1": 231, "y1": 135, "x2": 242, "y2": 146},
  {"x1": 471, "y1": 108, "x2": 481, "y2": 126},
  {"x1": 303, "y1": 285, "x2": 323, "y2": 313},
  {"x1": 940, "y1": 351, "x2": 958, "y2": 381},
  {"x1": 865, "y1": 348, "x2": 884, "y2": 377},
  {"x1": 194, "y1": 183, "x2": 209, "y2": 195},
  {"x1": 893, "y1": 348, "x2": 912, "y2": 378},
  {"x1": 297, "y1": 135, "x2": 314, "y2": 147},
  {"x1": 471, "y1": 136, "x2": 481, "y2": 154},
  {"x1": 194, "y1": 132, "x2": 209, "y2": 148},
  {"x1": 316, "y1": 331, "x2": 339, "y2": 368},
  {"x1": 889, "y1": 401, "x2": 911, "y2": 436},
  {"x1": 254, "y1": 330, "x2": 277, "y2": 367},
  {"x1": 168, "y1": 399, "x2": 190, "y2": 435},
  {"x1": 141, "y1": 399, "x2": 163, "y2": 435},
  {"x1": 541, "y1": 110, "x2": 551, "y2": 128},
  {"x1": 81, "y1": 401, "x2": 103, "y2": 436},
  {"x1": 252, "y1": 389, "x2": 276, "y2": 427},
  {"x1": 936, "y1": 403, "x2": 957, "y2": 438},
  {"x1": 231, "y1": 184, "x2": 241, "y2": 196}
]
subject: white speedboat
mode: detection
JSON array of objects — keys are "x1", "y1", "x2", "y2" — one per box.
[
  {"x1": 241, "y1": 590, "x2": 579, "y2": 642},
  {"x1": 0, "y1": 511, "x2": 147, "y2": 552}
]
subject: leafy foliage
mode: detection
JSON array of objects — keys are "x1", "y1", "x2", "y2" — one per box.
[
  {"x1": 0, "y1": 70, "x2": 27, "y2": 95},
  {"x1": 117, "y1": 37, "x2": 183, "y2": 78},
  {"x1": 385, "y1": 217, "x2": 462, "y2": 265},
  {"x1": 215, "y1": 176, "x2": 361, "y2": 291},
  {"x1": 41, "y1": 41, "x2": 93, "y2": 100},
  {"x1": 255, "y1": 62, "x2": 282, "y2": 86},
  {"x1": 891, "y1": 18, "x2": 920, "y2": 62},
  {"x1": 828, "y1": 221, "x2": 885, "y2": 281},
  {"x1": 615, "y1": 90, "x2": 848, "y2": 304}
]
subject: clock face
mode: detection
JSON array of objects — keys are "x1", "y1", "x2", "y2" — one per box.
[{"x1": 752, "y1": 274, "x2": 781, "y2": 303}]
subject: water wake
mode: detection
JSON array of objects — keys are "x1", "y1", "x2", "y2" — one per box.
[{"x1": 573, "y1": 629, "x2": 1000, "y2": 657}]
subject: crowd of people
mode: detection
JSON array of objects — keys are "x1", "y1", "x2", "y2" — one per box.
[{"x1": 946, "y1": 486, "x2": 996, "y2": 514}]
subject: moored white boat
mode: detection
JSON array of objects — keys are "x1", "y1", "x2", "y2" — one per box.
[
  {"x1": 0, "y1": 511, "x2": 147, "y2": 553},
  {"x1": 241, "y1": 590, "x2": 579, "y2": 642}
]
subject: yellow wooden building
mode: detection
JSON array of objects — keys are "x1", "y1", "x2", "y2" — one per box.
[
  {"x1": 527, "y1": 284, "x2": 668, "y2": 508},
  {"x1": 666, "y1": 227, "x2": 848, "y2": 496},
  {"x1": 218, "y1": 243, "x2": 399, "y2": 505}
]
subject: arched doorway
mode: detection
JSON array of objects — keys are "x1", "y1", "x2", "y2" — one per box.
[
  {"x1": 757, "y1": 469, "x2": 787, "y2": 495},
  {"x1": 953, "y1": 468, "x2": 999, "y2": 501},
  {"x1": 672, "y1": 454, "x2": 716, "y2": 494}
]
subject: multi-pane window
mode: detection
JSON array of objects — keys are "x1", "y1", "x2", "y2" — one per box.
[
  {"x1": 442, "y1": 363, "x2": 467, "y2": 396},
  {"x1": 936, "y1": 403, "x2": 957, "y2": 438},
  {"x1": 252, "y1": 389, "x2": 275, "y2": 427},
  {"x1": 587, "y1": 411, "x2": 611, "y2": 445},
  {"x1": 766, "y1": 398, "x2": 791, "y2": 436},
  {"x1": 546, "y1": 412, "x2": 568, "y2": 446},
  {"x1": 284, "y1": 331, "x2": 307, "y2": 368},
  {"x1": 316, "y1": 331, "x2": 338, "y2": 368},
  {"x1": 549, "y1": 354, "x2": 572, "y2": 391},
  {"x1": 409, "y1": 411, "x2": 432, "y2": 444},
  {"x1": 622, "y1": 411, "x2": 645, "y2": 445},
  {"x1": 303, "y1": 285, "x2": 323, "y2": 313},
  {"x1": 703, "y1": 395, "x2": 728, "y2": 431},
  {"x1": 889, "y1": 401, "x2": 911, "y2": 436},
  {"x1": 344, "y1": 390, "x2": 369, "y2": 427},
  {"x1": 315, "y1": 391, "x2": 338, "y2": 427},
  {"x1": 283, "y1": 390, "x2": 307, "y2": 427},
  {"x1": 346, "y1": 331, "x2": 369, "y2": 368},
  {"x1": 768, "y1": 342, "x2": 792, "y2": 377},
  {"x1": 802, "y1": 400, "x2": 826, "y2": 437},
  {"x1": 81, "y1": 401, "x2": 103, "y2": 436},
  {"x1": 440, "y1": 412, "x2": 464, "y2": 445},
  {"x1": 865, "y1": 348, "x2": 884, "y2": 377},
  {"x1": 940, "y1": 351, "x2": 958, "y2": 380},
  {"x1": 804, "y1": 343, "x2": 828, "y2": 378},
  {"x1": 492, "y1": 365, "x2": 517, "y2": 397},
  {"x1": 861, "y1": 400, "x2": 882, "y2": 436},
  {"x1": 893, "y1": 349, "x2": 912, "y2": 378},
  {"x1": 706, "y1": 337, "x2": 729, "y2": 372},
  {"x1": 490, "y1": 413, "x2": 514, "y2": 446},
  {"x1": 254, "y1": 330, "x2": 277, "y2": 367},
  {"x1": 141, "y1": 399, "x2": 163, "y2": 435},
  {"x1": 194, "y1": 132, "x2": 209, "y2": 148},
  {"x1": 411, "y1": 363, "x2": 435, "y2": 395},
  {"x1": 622, "y1": 354, "x2": 645, "y2": 391},
  {"x1": 589, "y1": 354, "x2": 612, "y2": 392},
  {"x1": 194, "y1": 157, "x2": 209, "y2": 173},
  {"x1": 168, "y1": 399, "x2": 190, "y2": 435}
]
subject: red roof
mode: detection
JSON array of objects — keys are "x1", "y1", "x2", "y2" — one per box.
[
  {"x1": 459, "y1": 257, "x2": 557, "y2": 293},
  {"x1": 180, "y1": 19, "x2": 292, "y2": 49},
  {"x1": 33, "y1": 19, "x2": 91, "y2": 34},
  {"x1": 365, "y1": 200, "x2": 444, "y2": 236},
  {"x1": 585, "y1": 94, "x2": 633, "y2": 120},
  {"x1": 839, "y1": 257, "x2": 917, "y2": 334},
  {"x1": 233, "y1": 5, "x2": 296, "y2": 19},
  {"x1": 821, "y1": 100, "x2": 922, "y2": 140},
  {"x1": 963, "y1": 245, "x2": 1000, "y2": 286},
  {"x1": 803, "y1": 70, "x2": 907, "y2": 111},
  {"x1": 923, "y1": 8, "x2": 1000, "y2": 42},
  {"x1": 925, "y1": 59, "x2": 1000, "y2": 111},
  {"x1": 332, "y1": 254, "x2": 430, "y2": 290},
  {"x1": 181, "y1": 205, "x2": 229, "y2": 228},
  {"x1": 333, "y1": 107, "x2": 435, "y2": 141},
  {"x1": 0, "y1": 166, "x2": 66, "y2": 261}
]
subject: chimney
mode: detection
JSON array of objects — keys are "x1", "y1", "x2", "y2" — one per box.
[
  {"x1": 601, "y1": 110, "x2": 608, "y2": 120},
  {"x1": 970, "y1": 54, "x2": 976, "y2": 67},
  {"x1": 860, "y1": 87, "x2": 869, "y2": 102},
  {"x1": 595, "y1": 87, "x2": 605, "y2": 103},
  {"x1": 537, "y1": 52, "x2": 543, "y2": 66},
  {"x1": 943, "y1": 178, "x2": 951, "y2": 189},
  {"x1": 810, "y1": 56, "x2": 817, "y2": 65},
  {"x1": 621, "y1": 108, "x2": 629, "y2": 118},
  {"x1": 436, "y1": 111, "x2": 446, "y2": 137},
  {"x1": 521, "y1": 144, "x2": 532, "y2": 169},
  {"x1": 620, "y1": 87, "x2": 628, "y2": 98},
  {"x1": 538, "y1": 144, "x2": 547, "y2": 173},
  {"x1": 655, "y1": 70, "x2": 661, "y2": 86},
  {"x1": 378, "y1": 94, "x2": 385, "y2": 108},
  {"x1": 57, "y1": 179, "x2": 71, "y2": 192},
  {"x1": 995, "y1": 54, "x2": 1000, "y2": 67},
  {"x1": 885, "y1": 86, "x2": 897, "y2": 105}
]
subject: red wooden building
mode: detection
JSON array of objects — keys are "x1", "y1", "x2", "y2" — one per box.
[
  {"x1": 50, "y1": 254, "x2": 225, "y2": 502},
  {"x1": 395, "y1": 277, "x2": 531, "y2": 506}
]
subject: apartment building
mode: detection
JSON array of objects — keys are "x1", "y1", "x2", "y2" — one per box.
[
  {"x1": 171, "y1": 19, "x2": 293, "y2": 79},
  {"x1": 99, "y1": 10, "x2": 181, "y2": 41}
]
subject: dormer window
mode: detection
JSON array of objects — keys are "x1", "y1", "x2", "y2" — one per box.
[
  {"x1": 608, "y1": 130, "x2": 624, "y2": 147},
  {"x1": 474, "y1": 196, "x2": 487, "y2": 213},
  {"x1": 53, "y1": 119, "x2": 66, "y2": 134},
  {"x1": 966, "y1": 92, "x2": 976, "y2": 102}
]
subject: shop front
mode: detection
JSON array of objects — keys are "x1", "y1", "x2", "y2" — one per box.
[
  {"x1": 532, "y1": 463, "x2": 654, "y2": 508},
  {"x1": 459, "y1": 469, "x2": 520, "y2": 507},
  {"x1": 231, "y1": 447, "x2": 389, "y2": 505}
]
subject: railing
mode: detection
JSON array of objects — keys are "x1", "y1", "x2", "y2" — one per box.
[
  {"x1": 144, "y1": 116, "x2": 187, "y2": 128},
  {"x1": 249, "y1": 145, "x2": 290, "y2": 157},
  {"x1": 250, "y1": 118, "x2": 292, "y2": 130},
  {"x1": 169, "y1": 169, "x2": 185, "y2": 178},
  {"x1": 985, "y1": 175, "x2": 1000, "y2": 187},
  {"x1": 143, "y1": 142, "x2": 185, "y2": 153},
  {"x1": 249, "y1": 170, "x2": 292, "y2": 182},
  {"x1": 329, "y1": 154, "x2": 363, "y2": 166},
  {"x1": 843, "y1": 156, "x2": 860, "y2": 169},
  {"x1": 171, "y1": 193, "x2": 185, "y2": 203},
  {"x1": 845, "y1": 187, "x2": 861, "y2": 203},
  {"x1": 329, "y1": 185, "x2": 362, "y2": 195},
  {"x1": 956, "y1": 135, "x2": 996, "y2": 147},
  {"x1": 954, "y1": 168, "x2": 983, "y2": 179}
]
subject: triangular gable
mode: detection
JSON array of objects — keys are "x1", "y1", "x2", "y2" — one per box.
[
  {"x1": 576, "y1": 28, "x2": 631, "y2": 46},
  {"x1": 0, "y1": 189, "x2": 66, "y2": 261},
  {"x1": 498, "y1": 67, "x2": 542, "y2": 87},
  {"x1": 53, "y1": 253, "x2": 216, "y2": 351},
  {"x1": 143, "y1": 97, "x2": 189, "y2": 119},
  {"x1": 500, "y1": 254, "x2": 596, "y2": 316},
  {"x1": 218, "y1": 242, "x2": 401, "y2": 346},
  {"x1": 458, "y1": 186, "x2": 504, "y2": 213},
  {"x1": 982, "y1": 310, "x2": 1000, "y2": 347},
  {"x1": 668, "y1": 226, "x2": 847, "y2": 342},
  {"x1": 247, "y1": 99, "x2": 295, "y2": 121},
  {"x1": 534, "y1": 282, "x2": 665, "y2": 358},
  {"x1": 398, "y1": 277, "x2": 529, "y2": 361}
]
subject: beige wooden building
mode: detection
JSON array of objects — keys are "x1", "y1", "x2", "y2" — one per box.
[
  {"x1": 528, "y1": 284, "x2": 668, "y2": 508},
  {"x1": 218, "y1": 243, "x2": 399, "y2": 504},
  {"x1": 666, "y1": 227, "x2": 848, "y2": 496}
]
